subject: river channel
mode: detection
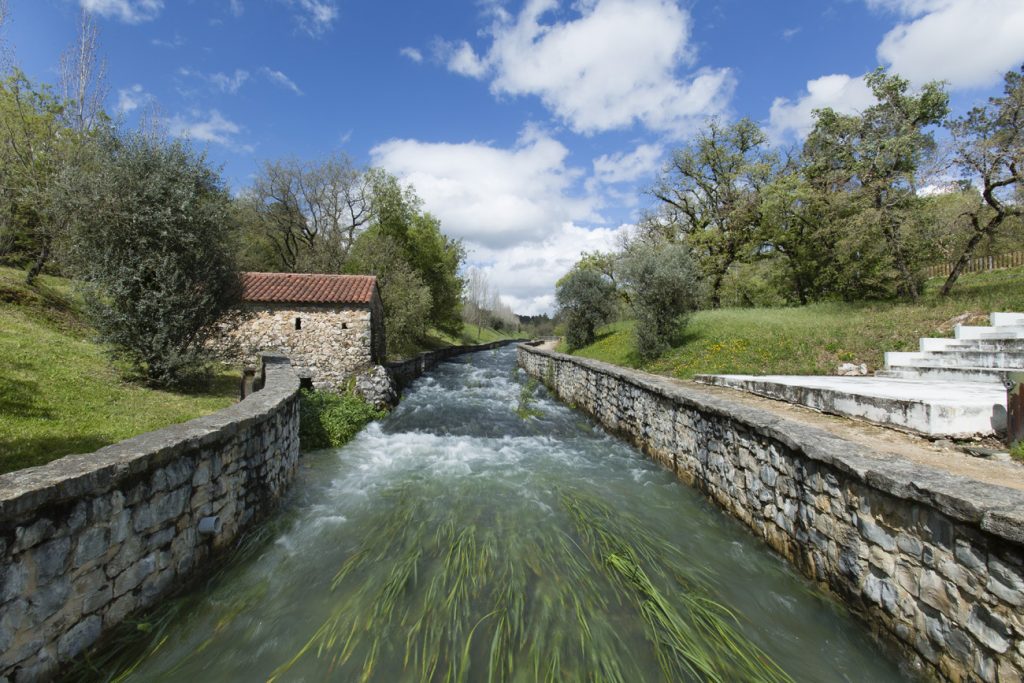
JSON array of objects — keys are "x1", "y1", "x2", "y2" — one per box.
[{"x1": 81, "y1": 346, "x2": 910, "y2": 682}]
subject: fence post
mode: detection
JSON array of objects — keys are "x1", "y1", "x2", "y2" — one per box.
[{"x1": 1007, "y1": 372, "x2": 1024, "y2": 451}]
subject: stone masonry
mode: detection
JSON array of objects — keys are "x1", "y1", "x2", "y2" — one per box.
[
  {"x1": 0, "y1": 354, "x2": 300, "y2": 682},
  {"x1": 519, "y1": 343, "x2": 1024, "y2": 683}
]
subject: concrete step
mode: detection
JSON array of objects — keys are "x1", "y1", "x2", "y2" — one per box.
[
  {"x1": 991, "y1": 312, "x2": 1024, "y2": 327},
  {"x1": 919, "y1": 338, "x2": 1024, "y2": 353},
  {"x1": 955, "y1": 324, "x2": 1024, "y2": 340},
  {"x1": 876, "y1": 365, "x2": 1007, "y2": 383},
  {"x1": 694, "y1": 374, "x2": 1006, "y2": 437},
  {"x1": 886, "y1": 350, "x2": 1024, "y2": 369}
]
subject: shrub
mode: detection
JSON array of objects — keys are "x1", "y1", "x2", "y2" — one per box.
[
  {"x1": 299, "y1": 388, "x2": 386, "y2": 450},
  {"x1": 556, "y1": 267, "x2": 616, "y2": 350}
]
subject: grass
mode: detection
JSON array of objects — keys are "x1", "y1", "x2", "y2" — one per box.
[
  {"x1": 422, "y1": 323, "x2": 528, "y2": 351},
  {"x1": 0, "y1": 266, "x2": 238, "y2": 474},
  {"x1": 560, "y1": 267, "x2": 1024, "y2": 380},
  {"x1": 299, "y1": 387, "x2": 386, "y2": 450}
]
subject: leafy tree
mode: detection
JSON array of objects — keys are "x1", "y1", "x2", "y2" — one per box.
[
  {"x1": 618, "y1": 239, "x2": 701, "y2": 360},
  {"x1": 803, "y1": 68, "x2": 948, "y2": 299},
  {"x1": 941, "y1": 65, "x2": 1024, "y2": 295},
  {"x1": 68, "y1": 131, "x2": 241, "y2": 387},
  {"x1": 345, "y1": 229, "x2": 432, "y2": 358},
  {"x1": 556, "y1": 266, "x2": 616, "y2": 350},
  {"x1": 407, "y1": 212, "x2": 465, "y2": 336},
  {"x1": 652, "y1": 118, "x2": 777, "y2": 307}
]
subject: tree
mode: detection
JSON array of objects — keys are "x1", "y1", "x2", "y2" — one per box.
[
  {"x1": 68, "y1": 131, "x2": 242, "y2": 387},
  {"x1": 247, "y1": 152, "x2": 371, "y2": 272},
  {"x1": 618, "y1": 239, "x2": 701, "y2": 360},
  {"x1": 555, "y1": 266, "x2": 616, "y2": 350},
  {"x1": 941, "y1": 66, "x2": 1024, "y2": 295},
  {"x1": 59, "y1": 11, "x2": 108, "y2": 133},
  {"x1": 803, "y1": 69, "x2": 948, "y2": 300},
  {"x1": 652, "y1": 118, "x2": 777, "y2": 307},
  {"x1": 407, "y1": 212, "x2": 464, "y2": 336}
]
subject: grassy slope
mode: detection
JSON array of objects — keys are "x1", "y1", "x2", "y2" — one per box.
[
  {"x1": 562, "y1": 267, "x2": 1024, "y2": 380},
  {"x1": 422, "y1": 323, "x2": 527, "y2": 350},
  {"x1": 0, "y1": 267, "x2": 237, "y2": 474}
]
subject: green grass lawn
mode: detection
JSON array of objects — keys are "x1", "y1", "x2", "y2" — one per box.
[
  {"x1": 422, "y1": 323, "x2": 527, "y2": 351},
  {"x1": 560, "y1": 267, "x2": 1024, "y2": 380},
  {"x1": 0, "y1": 267, "x2": 237, "y2": 474}
]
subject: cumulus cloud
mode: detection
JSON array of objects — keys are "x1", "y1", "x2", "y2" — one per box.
[
  {"x1": 439, "y1": 0, "x2": 735, "y2": 136},
  {"x1": 79, "y1": 0, "x2": 162, "y2": 23},
  {"x1": 286, "y1": 0, "x2": 338, "y2": 37},
  {"x1": 591, "y1": 144, "x2": 663, "y2": 185},
  {"x1": 261, "y1": 67, "x2": 303, "y2": 95},
  {"x1": 768, "y1": 74, "x2": 875, "y2": 143},
  {"x1": 116, "y1": 84, "x2": 153, "y2": 113},
  {"x1": 400, "y1": 47, "x2": 423, "y2": 63},
  {"x1": 168, "y1": 109, "x2": 252, "y2": 152},
  {"x1": 371, "y1": 126, "x2": 601, "y2": 249},
  {"x1": 869, "y1": 0, "x2": 1024, "y2": 89}
]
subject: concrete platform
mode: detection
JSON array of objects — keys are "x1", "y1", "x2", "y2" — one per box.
[{"x1": 693, "y1": 374, "x2": 1007, "y2": 438}]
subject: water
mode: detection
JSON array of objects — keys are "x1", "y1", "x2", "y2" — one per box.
[{"x1": 92, "y1": 347, "x2": 910, "y2": 682}]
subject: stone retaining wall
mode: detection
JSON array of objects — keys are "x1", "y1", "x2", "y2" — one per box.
[
  {"x1": 518, "y1": 344, "x2": 1024, "y2": 683},
  {"x1": 0, "y1": 354, "x2": 301, "y2": 682}
]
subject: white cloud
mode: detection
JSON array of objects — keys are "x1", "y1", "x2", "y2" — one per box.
[
  {"x1": 168, "y1": 109, "x2": 252, "y2": 152},
  {"x1": 209, "y1": 69, "x2": 250, "y2": 94},
  {"x1": 228, "y1": 0, "x2": 244, "y2": 16},
  {"x1": 261, "y1": 67, "x2": 303, "y2": 95},
  {"x1": 79, "y1": 0, "x2": 162, "y2": 23},
  {"x1": 371, "y1": 126, "x2": 601, "y2": 249},
  {"x1": 870, "y1": 0, "x2": 1024, "y2": 89},
  {"x1": 768, "y1": 74, "x2": 875, "y2": 143},
  {"x1": 400, "y1": 47, "x2": 423, "y2": 63},
  {"x1": 440, "y1": 0, "x2": 735, "y2": 136},
  {"x1": 592, "y1": 144, "x2": 663, "y2": 185},
  {"x1": 151, "y1": 34, "x2": 184, "y2": 48},
  {"x1": 286, "y1": 0, "x2": 338, "y2": 37},
  {"x1": 116, "y1": 84, "x2": 152, "y2": 113},
  {"x1": 473, "y1": 223, "x2": 631, "y2": 314}
]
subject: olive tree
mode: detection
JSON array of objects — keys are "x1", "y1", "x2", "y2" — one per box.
[
  {"x1": 555, "y1": 266, "x2": 616, "y2": 350},
  {"x1": 618, "y1": 239, "x2": 702, "y2": 360},
  {"x1": 68, "y1": 131, "x2": 241, "y2": 387}
]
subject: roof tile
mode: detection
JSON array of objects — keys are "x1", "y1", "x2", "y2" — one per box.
[{"x1": 240, "y1": 272, "x2": 377, "y2": 305}]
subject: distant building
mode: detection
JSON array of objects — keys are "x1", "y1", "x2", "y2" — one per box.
[{"x1": 222, "y1": 272, "x2": 386, "y2": 389}]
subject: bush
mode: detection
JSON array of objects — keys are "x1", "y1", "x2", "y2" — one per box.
[
  {"x1": 68, "y1": 131, "x2": 241, "y2": 387},
  {"x1": 619, "y1": 240, "x2": 702, "y2": 360},
  {"x1": 299, "y1": 388, "x2": 386, "y2": 450},
  {"x1": 556, "y1": 267, "x2": 616, "y2": 350}
]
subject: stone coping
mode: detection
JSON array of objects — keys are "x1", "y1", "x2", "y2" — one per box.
[
  {"x1": 518, "y1": 344, "x2": 1024, "y2": 545},
  {"x1": 0, "y1": 354, "x2": 300, "y2": 523}
]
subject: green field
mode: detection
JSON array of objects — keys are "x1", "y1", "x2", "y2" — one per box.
[
  {"x1": 0, "y1": 267, "x2": 238, "y2": 474},
  {"x1": 424, "y1": 322, "x2": 527, "y2": 349},
  {"x1": 560, "y1": 267, "x2": 1024, "y2": 380}
]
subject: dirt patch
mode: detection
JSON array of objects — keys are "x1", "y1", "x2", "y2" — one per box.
[{"x1": 681, "y1": 380, "x2": 1024, "y2": 492}]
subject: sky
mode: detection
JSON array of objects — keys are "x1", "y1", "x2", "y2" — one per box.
[{"x1": 3, "y1": 0, "x2": 1024, "y2": 314}]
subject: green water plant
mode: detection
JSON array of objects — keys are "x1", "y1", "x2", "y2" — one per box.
[
  {"x1": 299, "y1": 388, "x2": 386, "y2": 450},
  {"x1": 516, "y1": 377, "x2": 543, "y2": 420}
]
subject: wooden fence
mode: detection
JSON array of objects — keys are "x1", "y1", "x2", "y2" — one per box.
[{"x1": 923, "y1": 251, "x2": 1024, "y2": 279}]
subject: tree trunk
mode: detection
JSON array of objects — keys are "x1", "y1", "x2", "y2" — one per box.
[
  {"x1": 941, "y1": 213, "x2": 1005, "y2": 296},
  {"x1": 25, "y1": 238, "x2": 50, "y2": 285}
]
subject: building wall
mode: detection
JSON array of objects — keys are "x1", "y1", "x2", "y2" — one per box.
[
  {"x1": 518, "y1": 344, "x2": 1024, "y2": 683},
  {"x1": 0, "y1": 355, "x2": 300, "y2": 681},
  {"x1": 223, "y1": 303, "x2": 375, "y2": 390}
]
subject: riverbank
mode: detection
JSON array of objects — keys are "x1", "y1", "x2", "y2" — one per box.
[{"x1": 519, "y1": 342, "x2": 1024, "y2": 683}]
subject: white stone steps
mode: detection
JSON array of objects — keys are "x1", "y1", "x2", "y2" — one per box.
[
  {"x1": 955, "y1": 324, "x2": 1024, "y2": 340},
  {"x1": 919, "y1": 338, "x2": 1024, "y2": 353},
  {"x1": 694, "y1": 374, "x2": 1006, "y2": 437},
  {"x1": 886, "y1": 350, "x2": 1024, "y2": 369},
  {"x1": 876, "y1": 365, "x2": 1007, "y2": 383},
  {"x1": 991, "y1": 312, "x2": 1024, "y2": 327}
]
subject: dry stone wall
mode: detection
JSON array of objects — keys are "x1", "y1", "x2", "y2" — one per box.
[
  {"x1": 220, "y1": 303, "x2": 375, "y2": 390},
  {"x1": 0, "y1": 355, "x2": 300, "y2": 682},
  {"x1": 518, "y1": 344, "x2": 1024, "y2": 683}
]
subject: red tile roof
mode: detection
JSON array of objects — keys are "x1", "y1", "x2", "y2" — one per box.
[{"x1": 240, "y1": 272, "x2": 377, "y2": 305}]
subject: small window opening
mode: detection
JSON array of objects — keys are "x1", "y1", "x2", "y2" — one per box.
[
  {"x1": 342, "y1": 322, "x2": 348, "y2": 330},
  {"x1": 294, "y1": 317, "x2": 302, "y2": 330},
  {"x1": 299, "y1": 377, "x2": 314, "y2": 390}
]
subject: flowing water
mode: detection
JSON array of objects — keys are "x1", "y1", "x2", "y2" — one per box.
[{"x1": 82, "y1": 346, "x2": 910, "y2": 682}]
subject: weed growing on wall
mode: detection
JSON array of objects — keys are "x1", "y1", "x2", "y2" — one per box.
[{"x1": 299, "y1": 389, "x2": 385, "y2": 450}]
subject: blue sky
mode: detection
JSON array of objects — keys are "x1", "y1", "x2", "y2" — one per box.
[{"x1": 4, "y1": 0, "x2": 1024, "y2": 313}]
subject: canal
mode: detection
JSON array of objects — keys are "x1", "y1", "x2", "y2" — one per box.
[{"x1": 77, "y1": 346, "x2": 910, "y2": 682}]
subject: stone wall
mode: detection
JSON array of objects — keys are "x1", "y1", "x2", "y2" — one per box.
[
  {"x1": 518, "y1": 344, "x2": 1024, "y2": 683},
  {"x1": 0, "y1": 354, "x2": 301, "y2": 682},
  {"x1": 220, "y1": 303, "x2": 377, "y2": 390}
]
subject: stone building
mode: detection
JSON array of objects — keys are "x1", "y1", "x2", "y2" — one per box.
[{"x1": 222, "y1": 272, "x2": 386, "y2": 390}]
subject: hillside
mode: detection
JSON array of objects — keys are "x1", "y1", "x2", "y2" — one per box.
[
  {"x1": 0, "y1": 267, "x2": 237, "y2": 474},
  {"x1": 561, "y1": 267, "x2": 1024, "y2": 379}
]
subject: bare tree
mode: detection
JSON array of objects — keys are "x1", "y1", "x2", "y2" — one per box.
[
  {"x1": 0, "y1": 0, "x2": 12, "y2": 71},
  {"x1": 248, "y1": 153, "x2": 371, "y2": 272},
  {"x1": 59, "y1": 11, "x2": 108, "y2": 132}
]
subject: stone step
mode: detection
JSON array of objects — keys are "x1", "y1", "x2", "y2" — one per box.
[
  {"x1": 919, "y1": 338, "x2": 1024, "y2": 353},
  {"x1": 990, "y1": 312, "x2": 1024, "y2": 327},
  {"x1": 694, "y1": 374, "x2": 1006, "y2": 437},
  {"x1": 876, "y1": 365, "x2": 1007, "y2": 383},
  {"x1": 886, "y1": 350, "x2": 1024, "y2": 369},
  {"x1": 955, "y1": 324, "x2": 1024, "y2": 340}
]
